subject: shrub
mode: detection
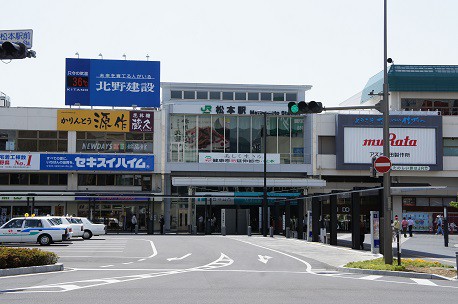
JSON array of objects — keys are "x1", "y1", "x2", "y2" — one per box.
[{"x1": 0, "y1": 247, "x2": 59, "y2": 269}]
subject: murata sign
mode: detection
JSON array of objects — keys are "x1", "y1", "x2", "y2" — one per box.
[{"x1": 336, "y1": 114, "x2": 442, "y2": 171}]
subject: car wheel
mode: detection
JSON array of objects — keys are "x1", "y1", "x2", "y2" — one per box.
[
  {"x1": 82, "y1": 230, "x2": 93, "y2": 240},
  {"x1": 38, "y1": 234, "x2": 52, "y2": 246}
]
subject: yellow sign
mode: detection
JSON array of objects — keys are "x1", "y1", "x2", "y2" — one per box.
[{"x1": 58, "y1": 110, "x2": 130, "y2": 132}]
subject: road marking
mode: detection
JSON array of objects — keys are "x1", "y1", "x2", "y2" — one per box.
[
  {"x1": 360, "y1": 275, "x2": 383, "y2": 280},
  {"x1": 411, "y1": 278, "x2": 438, "y2": 286},
  {"x1": 137, "y1": 259, "x2": 146, "y2": 262},
  {"x1": 100, "y1": 265, "x2": 114, "y2": 268},
  {"x1": 258, "y1": 255, "x2": 273, "y2": 264},
  {"x1": 122, "y1": 262, "x2": 134, "y2": 265},
  {"x1": 167, "y1": 253, "x2": 192, "y2": 261}
]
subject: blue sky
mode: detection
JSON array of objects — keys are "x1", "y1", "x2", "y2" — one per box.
[{"x1": 1, "y1": 0, "x2": 457, "y2": 108}]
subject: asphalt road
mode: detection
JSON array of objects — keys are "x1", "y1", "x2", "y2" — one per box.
[{"x1": 1, "y1": 235, "x2": 457, "y2": 304}]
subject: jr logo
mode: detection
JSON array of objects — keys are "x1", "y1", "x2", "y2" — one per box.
[{"x1": 201, "y1": 105, "x2": 212, "y2": 114}]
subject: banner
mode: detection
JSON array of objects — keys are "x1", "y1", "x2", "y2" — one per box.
[
  {"x1": 0, "y1": 153, "x2": 40, "y2": 170},
  {"x1": 198, "y1": 152, "x2": 280, "y2": 164},
  {"x1": 58, "y1": 109, "x2": 130, "y2": 132},
  {"x1": 40, "y1": 153, "x2": 154, "y2": 171}
]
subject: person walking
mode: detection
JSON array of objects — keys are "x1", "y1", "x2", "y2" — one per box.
[
  {"x1": 393, "y1": 215, "x2": 400, "y2": 242},
  {"x1": 407, "y1": 217, "x2": 414, "y2": 237},
  {"x1": 159, "y1": 215, "x2": 165, "y2": 235},
  {"x1": 436, "y1": 215, "x2": 443, "y2": 235},
  {"x1": 131, "y1": 214, "x2": 137, "y2": 233},
  {"x1": 401, "y1": 217, "x2": 408, "y2": 238},
  {"x1": 359, "y1": 219, "x2": 366, "y2": 250}
]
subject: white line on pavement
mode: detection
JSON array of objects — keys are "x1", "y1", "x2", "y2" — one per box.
[
  {"x1": 167, "y1": 253, "x2": 192, "y2": 261},
  {"x1": 360, "y1": 275, "x2": 383, "y2": 280},
  {"x1": 100, "y1": 265, "x2": 114, "y2": 268},
  {"x1": 411, "y1": 278, "x2": 438, "y2": 286},
  {"x1": 122, "y1": 262, "x2": 134, "y2": 265}
]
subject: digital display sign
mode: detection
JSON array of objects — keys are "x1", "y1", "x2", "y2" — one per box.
[{"x1": 66, "y1": 76, "x2": 89, "y2": 88}]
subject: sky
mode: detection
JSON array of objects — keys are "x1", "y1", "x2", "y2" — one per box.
[{"x1": 1, "y1": 0, "x2": 458, "y2": 108}]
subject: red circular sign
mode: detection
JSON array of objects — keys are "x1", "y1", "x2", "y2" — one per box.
[{"x1": 374, "y1": 156, "x2": 392, "y2": 173}]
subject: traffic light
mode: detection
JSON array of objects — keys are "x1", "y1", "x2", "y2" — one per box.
[
  {"x1": 0, "y1": 42, "x2": 36, "y2": 60},
  {"x1": 288, "y1": 101, "x2": 323, "y2": 114}
]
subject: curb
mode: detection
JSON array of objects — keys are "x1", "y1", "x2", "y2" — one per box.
[
  {"x1": 338, "y1": 266, "x2": 455, "y2": 281},
  {"x1": 0, "y1": 263, "x2": 64, "y2": 277}
]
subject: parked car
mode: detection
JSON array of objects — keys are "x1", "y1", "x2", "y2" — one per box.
[
  {"x1": 47, "y1": 216, "x2": 84, "y2": 238},
  {"x1": 0, "y1": 216, "x2": 72, "y2": 245},
  {"x1": 72, "y1": 217, "x2": 106, "y2": 239}
]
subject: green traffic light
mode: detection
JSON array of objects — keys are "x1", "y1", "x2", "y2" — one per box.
[{"x1": 291, "y1": 104, "x2": 299, "y2": 113}]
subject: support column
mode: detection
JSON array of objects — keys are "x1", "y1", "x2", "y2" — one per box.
[
  {"x1": 164, "y1": 174, "x2": 171, "y2": 232},
  {"x1": 285, "y1": 201, "x2": 291, "y2": 230},
  {"x1": 351, "y1": 190, "x2": 361, "y2": 250},
  {"x1": 274, "y1": 200, "x2": 279, "y2": 234},
  {"x1": 297, "y1": 197, "x2": 305, "y2": 239},
  {"x1": 312, "y1": 197, "x2": 320, "y2": 242},
  {"x1": 330, "y1": 193, "x2": 338, "y2": 245}
]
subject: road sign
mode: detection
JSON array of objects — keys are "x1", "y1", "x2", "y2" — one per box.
[
  {"x1": 0, "y1": 29, "x2": 33, "y2": 48},
  {"x1": 374, "y1": 156, "x2": 392, "y2": 173}
]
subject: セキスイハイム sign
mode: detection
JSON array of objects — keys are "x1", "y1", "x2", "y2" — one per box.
[
  {"x1": 40, "y1": 154, "x2": 154, "y2": 171},
  {"x1": 65, "y1": 58, "x2": 160, "y2": 107}
]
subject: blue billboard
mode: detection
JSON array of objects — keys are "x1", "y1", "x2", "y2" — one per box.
[
  {"x1": 65, "y1": 58, "x2": 160, "y2": 107},
  {"x1": 40, "y1": 154, "x2": 154, "y2": 171}
]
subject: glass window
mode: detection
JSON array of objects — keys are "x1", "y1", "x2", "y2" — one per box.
[
  {"x1": 227, "y1": 116, "x2": 238, "y2": 153},
  {"x1": 278, "y1": 117, "x2": 291, "y2": 163},
  {"x1": 260, "y1": 93, "x2": 271, "y2": 101},
  {"x1": 222, "y1": 92, "x2": 233, "y2": 100},
  {"x1": 444, "y1": 138, "x2": 458, "y2": 156},
  {"x1": 18, "y1": 139, "x2": 38, "y2": 151},
  {"x1": 266, "y1": 117, "x2": 277, "y2": 154},
  {"x1": 286, "y1": 93, "x2": 297, "y2": 102},
  {"x1": 18, "y1": 131, "x2": 37, "y2": 138},
  {"x1": 0, "y1": 173, "x2": 8, "y2": 184},
  {"x1": 10, "y1": 173, "x2": 28, "y2": 185},
  {"x1": 58, "y1": 131, "x2": 68, "y2": 139},
  {"x1": 291, "y1": 118, "x2": 304, "y2": 163},
  {"x1": 97, "y1": 174, "x2": 107, "y2": 186},
  {"x1": 76, "y1": 132, "x2": 86, "y2": 139},
  {"x1": 171, "y1": 90, "x2": 182, "y2": 99},
  {"x1": 144, "y1": 133, "x2": 154, "y2": 140},
  {"x1": 235, "y1": 92, "x2": 246, "y2": 100},
  {"x1": 134, "y1": 175, "x2": 142, "y2": 186},
  {"x1": 106, "y1": 174, "x2": 115, "y2": 185},
  {"x1": 209, "y1": 92, "x2": 221, "y2": 100},
  {"x1": 58, "y1": 140, "x2": 68, "y2": 152},
  {"x1": 184, "y1": 116, "x2": 197, "y2": 162},
  {"x1": 183, "y1": 91, "x2": 195, "y2": 99},
  {"x1": 318, "y1": 136, "x2": 336, "y2": 154},
  {"x1": 117, "y1": 174, "x2": 134, "y2": 186},
  {"x1": 78, "y1": 174, "x2": 96, "y2": 186},
  {"x1": 106, "y1": 133, "x2": 124, "y2": 140},
  {"x1": 273, "y1": 93, "x2": 285, "y2": 101},
  {"x1": 196, "y1": 91, "x2": 208, "y2": 99},
  {"x1": 238, "y1": 117, "x2": 251, "y2": 153},
  {"x1": 402, "y1": 197, "x2": 416, "y2": 207},
  {"x1": 198, "y1": 116, "x2": 212, "y2": 152},
  {"x1": 251, "y1": 116, "x2": 263, "y2": 153},
  {"x1": 39, "y1": 131, "x2": 57, "y2": 139},
  {"x1": 30, "y1": 174, "x2": 44, "y2": 185},
  {"x1": 248, "y1": 93, "x2": 259, "y2": 101},
  {"x1": 86, "y1": 132, "x2": 105, "y2": 140},
  {"x1": 416, "y1": 197, "x2": 429, "y2": 206},
  {"x1": 430, "y1": 197, "x2": 443, "y2": 207},
  {"x1": 3, "y1": 219, "x2": 24, "y2": 229},
  {"x1": 25, "y1": 219, "x2": 43, "y2": 228},
  {"x1": 38, "y1": 140, "x2": 58, "y2": 152},
  {"x1": 126, "y1": 133, "x2": 144, "y2": 140},
  {"x1": 212, "y1": 116, "x2": 226, "y2": 152},
  {"x1": 50, "y1": 174, "x2": 60, "y2": 185},
  {"x1": 58, "y1": 174, "x2": 67, "y2": 185}
]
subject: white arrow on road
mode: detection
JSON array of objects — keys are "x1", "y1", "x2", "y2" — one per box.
[
  {"x1": 258, "y1": 255, "x2": 273, "y2": 264},
  {"x1": 167, "y1": 253, "x2": 192, "y2": 261}
]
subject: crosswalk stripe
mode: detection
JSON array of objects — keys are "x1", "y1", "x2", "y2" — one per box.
[
  {"x1": 411, "y1": 278, "x2": 437, "y2": 286},
  {"x1": 360, "y1": 275, "x2": 383, "y2": 280}
]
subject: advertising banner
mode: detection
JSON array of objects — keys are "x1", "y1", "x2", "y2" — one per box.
[
  {"x1": 198, "y1": 152, "x2": 280, "y2": 164},
  {"x1": 402, "y1": 212, "x2": 430, "y2": 232},
  {"x1": 370, "y1": 211, "x2": 380, "y2": 254},
  {"x1": 58, "y1": 109, "x2": 130, "y2": 132},
  {"x1": 40, "y1": 153, "x2": 154, "y2": 171},
  {"x1": 336, "y1": 114, "x2": 442, "y2": 170},
  {"x1": 65, "y1": 58, "x2": 160, "y2": 107},
  {"x1": 0, "y1": 152, "x2": 40, "y2": 170}
]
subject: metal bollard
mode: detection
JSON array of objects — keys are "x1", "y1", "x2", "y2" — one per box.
[
  {"x1": 135, "y1": 224, "x2": 139, "y2": 235},
  {"x1": 269, "y1": 226, "x2": 274, "y2": 237},
  {"x1": 286, "y1": 227, "x2": 290, "y2": 238},
  {"x1": 221, "y1": 226, "x2": 226, "y2": 236},
  {"x1": 248, "y1": 226, "x2": 252, "y2": 236}
]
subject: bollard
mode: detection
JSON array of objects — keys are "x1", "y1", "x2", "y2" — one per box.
[
  {"x1": 221, "y1": 226, "x2": 226, "y2": 236},
  {"x1": 269, "y1": 226, "x2": 274, "y2": 237},
  {"x1": 192, "y1": 225, "x2": 197, "y2": 235},
  {"x1": 456, "y1": 252, "x2": 458, "y2": 279},
  {"x1": 286, "y1": 227, "x2": 290, "y2": 238},
  {"x1": 135, "y1": 224, "x2": 139, "y2": 235},
  {"x1": 248, "y1": 226, "x2": 252, "y2": 236}
]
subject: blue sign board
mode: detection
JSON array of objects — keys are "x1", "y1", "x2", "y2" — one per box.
[
  {"x1": 65, "y1": 58, "x2": 160, "y2": 107},
  {"x1": 40, "y1": 154, "x2": 154, "y2": 171}
]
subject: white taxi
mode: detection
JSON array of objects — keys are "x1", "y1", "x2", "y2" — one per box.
[
  {"x1": 71, "y1": 217, "x2": 106, "y2": 239},
  {"x1": 0, "y1": 217, "x2": 72, "y2": 245},
  {"x1": 47, "y1": 216, "x2": 84, "y2": 238}
]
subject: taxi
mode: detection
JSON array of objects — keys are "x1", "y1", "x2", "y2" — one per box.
[
  {"x1": 70, "y1": 217, "x2": 106, "y2": 239},
  {"x1": 0, "y1": 216, "x2": 72, "y2": 245}
]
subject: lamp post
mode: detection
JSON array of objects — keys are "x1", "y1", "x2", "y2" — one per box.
[
  {"x1": 263, "y1": 111, "x2": 268, "y2": 237},
  {"x1": 382, "y1": 0, "x2": 393, "y2": 264}
]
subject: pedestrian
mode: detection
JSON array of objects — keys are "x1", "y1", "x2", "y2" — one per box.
[
  {"x1": 393, "y1": 215, "x2": 400, "y2": 242},
  {"x1": 407, "y1": 217, "x2": 414, "y2": 237},
  {"x1": 159, "y1": 215, "x2": 165, "y2": 235},
  {"x1": 131, "y1": 214, "x2": 137, "y2": 232},
  {"x1": 359, "y1": 219, "x2": 366, "y2": 250},
  {"x1": 436, "y1": 215, "x2": 443, "y2": 235},
  {"x1": 401, "y1": 217, "x2": 408, "y2": 238},
  {"x1": 198, "y1": 215, "x2": 204, "y2": 232}
]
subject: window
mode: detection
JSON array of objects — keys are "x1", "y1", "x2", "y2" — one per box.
[
  {"x1": 171, "y1": 90, "x2": 182, "y2": 99},
  {"x1": 209, "y1": 92, "x2": 220, "y2": 100},
  {"x1": 76, "y1": 132, "x2": 153, "y2": 153},
  {"x1": 235, "y1": 92, "x2": 246, "y2": 100},
  {"x1": 286, "y1": 93, "x2": 297, "y2": 102},
  {"x1": 183, "y1": 91, "x2": 195, "y2": 99},
  {"x1": 18, "y1": 131, "x2": 37, "y2": 138},
  {"x1": 273, "y1": 93, "x2": 284, "y2": 101},
  {"x1": 39, "y1": 131, "x2": 57, "y2": 138},
  {"x1": 0, "y1": 173, "x2": 8, "y2": 185},
  {"x1": 248, "y1": 93, "x2": 259, "y2": 101},
  {"x1": 318, "y1": 136, "x2": 336, "y2": 154},
  {"x1": 3, "y1": 219, "x2": 24, "y2": 229},
  {"x1": 196, "y1": 91, "x2": 208, "y2": 99},
  {"x1": 24, "y1": 219, "x2": 43, "y2": 228},
  {"x1": 260, "y1": 93, "x2": 271, "y2": 101},
  {"x1": 222, "y1": 92, "x2": 233, "y2": 100},
  {"x1": 444, "y1": 138, "x2": 458, "y2": 156},
  {"x1": 402, "y1": 197, "x2": 416, "y2": 207},
  {"x1": 10, "y1": 173, "x2": 29, "y2": 185},
  {"x1": 30, "y1": 174, "x2": 48, "y2": 185},
  {"x1": 16, "y1": 131, "x2": 67, "y2": 152}
]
